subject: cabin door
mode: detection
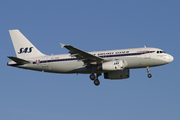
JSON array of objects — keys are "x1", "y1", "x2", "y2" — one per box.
[{"x1": 144, "y1": 48, "x2": 151, "y2": 59}]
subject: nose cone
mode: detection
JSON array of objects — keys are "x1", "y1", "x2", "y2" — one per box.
[
  {"x1": 166, "y1": 54, "x2": 174, "y2": 63},
  {"x1": 169, "y1": 55, "x2": 174, "y2": 62}
]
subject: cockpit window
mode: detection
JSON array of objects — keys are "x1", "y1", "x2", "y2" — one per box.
[{"x1": 157, "y1": 51, "x2": 166, "y2": 54}]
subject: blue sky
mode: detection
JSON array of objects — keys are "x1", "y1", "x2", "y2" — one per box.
[{"x1": 0, "y1": 0, "x2": 179, "y2": 120}]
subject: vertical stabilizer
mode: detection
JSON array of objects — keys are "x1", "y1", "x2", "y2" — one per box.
[{"x1": 9, "y1": 29, "x2": 45, "y2": 58}]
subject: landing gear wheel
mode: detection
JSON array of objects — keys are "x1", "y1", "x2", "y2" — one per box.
[
  {"x1": 90, "y1": 74, "x2": 95, "y2": 80},
  {"x1": 148, "y1": 74, "x2": 152, "y2": 78},
  {"x1": 94, "y1": 79, "x2": 100, "y2": 86},
  {"x1": 146, "y1": 66, "x2": 152, "y2": 78}
]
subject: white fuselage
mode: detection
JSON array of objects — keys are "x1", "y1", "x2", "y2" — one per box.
[
  {"x1": 7, "y1": 29, "x2": 174, "y2": 86},
  {"x1": 8, "y1": 47, "x2": 174, "y2": 74}
]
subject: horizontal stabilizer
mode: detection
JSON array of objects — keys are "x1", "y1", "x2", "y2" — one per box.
[{"x1": 8, "y1": 56, "x2": 31, "y2": 64}]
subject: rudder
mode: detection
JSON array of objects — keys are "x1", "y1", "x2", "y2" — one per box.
[{"x1": 9, "y1": 29, "x2": 45, "y2": 58}]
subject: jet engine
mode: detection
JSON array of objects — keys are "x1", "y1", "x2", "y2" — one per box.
[
  {"x1": 102, "y1": 60, "x2": 127, "y2": 71},
  {"x1": 104, "y1": 69, "x2": 130, "y2": 79}
]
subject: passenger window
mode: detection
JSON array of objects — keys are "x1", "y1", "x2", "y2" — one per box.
[
  {"x1": 157, "y1": 51, "x2": 159, "y2": 53},
  {"x1": 160, "y1": 51, "x2": 163, "y2": 53}
]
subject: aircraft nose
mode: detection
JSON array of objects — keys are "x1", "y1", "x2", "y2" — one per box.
[{"x1": 166, "y1": 54, "x2": 174, "y2": 63}]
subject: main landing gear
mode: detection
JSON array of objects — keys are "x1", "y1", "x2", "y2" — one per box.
[
  {"x1": 90, "y1": 73, "x2": 101, "y2": 86},
  {"x1": 146, "y1": 66, "x2": 152, "y2": 78}
]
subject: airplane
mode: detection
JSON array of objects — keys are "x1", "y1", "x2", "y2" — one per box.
[{"x1": 7, "y1": 29, "x2": 174, "y2": 86}]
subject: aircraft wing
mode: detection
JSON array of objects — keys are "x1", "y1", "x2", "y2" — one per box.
[{"x1": 60, "y1": 43, "x2": 104, "y2": 64}]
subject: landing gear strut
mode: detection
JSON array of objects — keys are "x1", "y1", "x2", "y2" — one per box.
[
  {"x1": 89, "y1": 73, "x2": 101, "y2": 86},
  {"x1": 146, "y1": 66, "x2": 152, "y2": 78}
]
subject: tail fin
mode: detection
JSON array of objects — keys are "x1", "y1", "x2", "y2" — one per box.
[{"x1": 9, "y1": 29, "x2": 45, "y2": 58}]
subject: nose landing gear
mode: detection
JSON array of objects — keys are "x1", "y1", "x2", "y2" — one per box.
[
  {"x1": 146, "y1": 66, "x2": 152, "y2": 78},
  {"x1": 148, "y1": 73, "x2": 152, "y2": 78}
]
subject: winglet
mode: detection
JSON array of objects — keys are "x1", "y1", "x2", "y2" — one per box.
[{"x1": 60, "y1": 43, "x2": 65, "y2": 48}]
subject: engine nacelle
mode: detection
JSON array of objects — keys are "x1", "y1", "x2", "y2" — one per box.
[
  {"x1": 104, "y1": 69, "x2": 130, "y2": 80},
  {"x1": 102, "y1": 60, "x2": 127, "y2": 71}
]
